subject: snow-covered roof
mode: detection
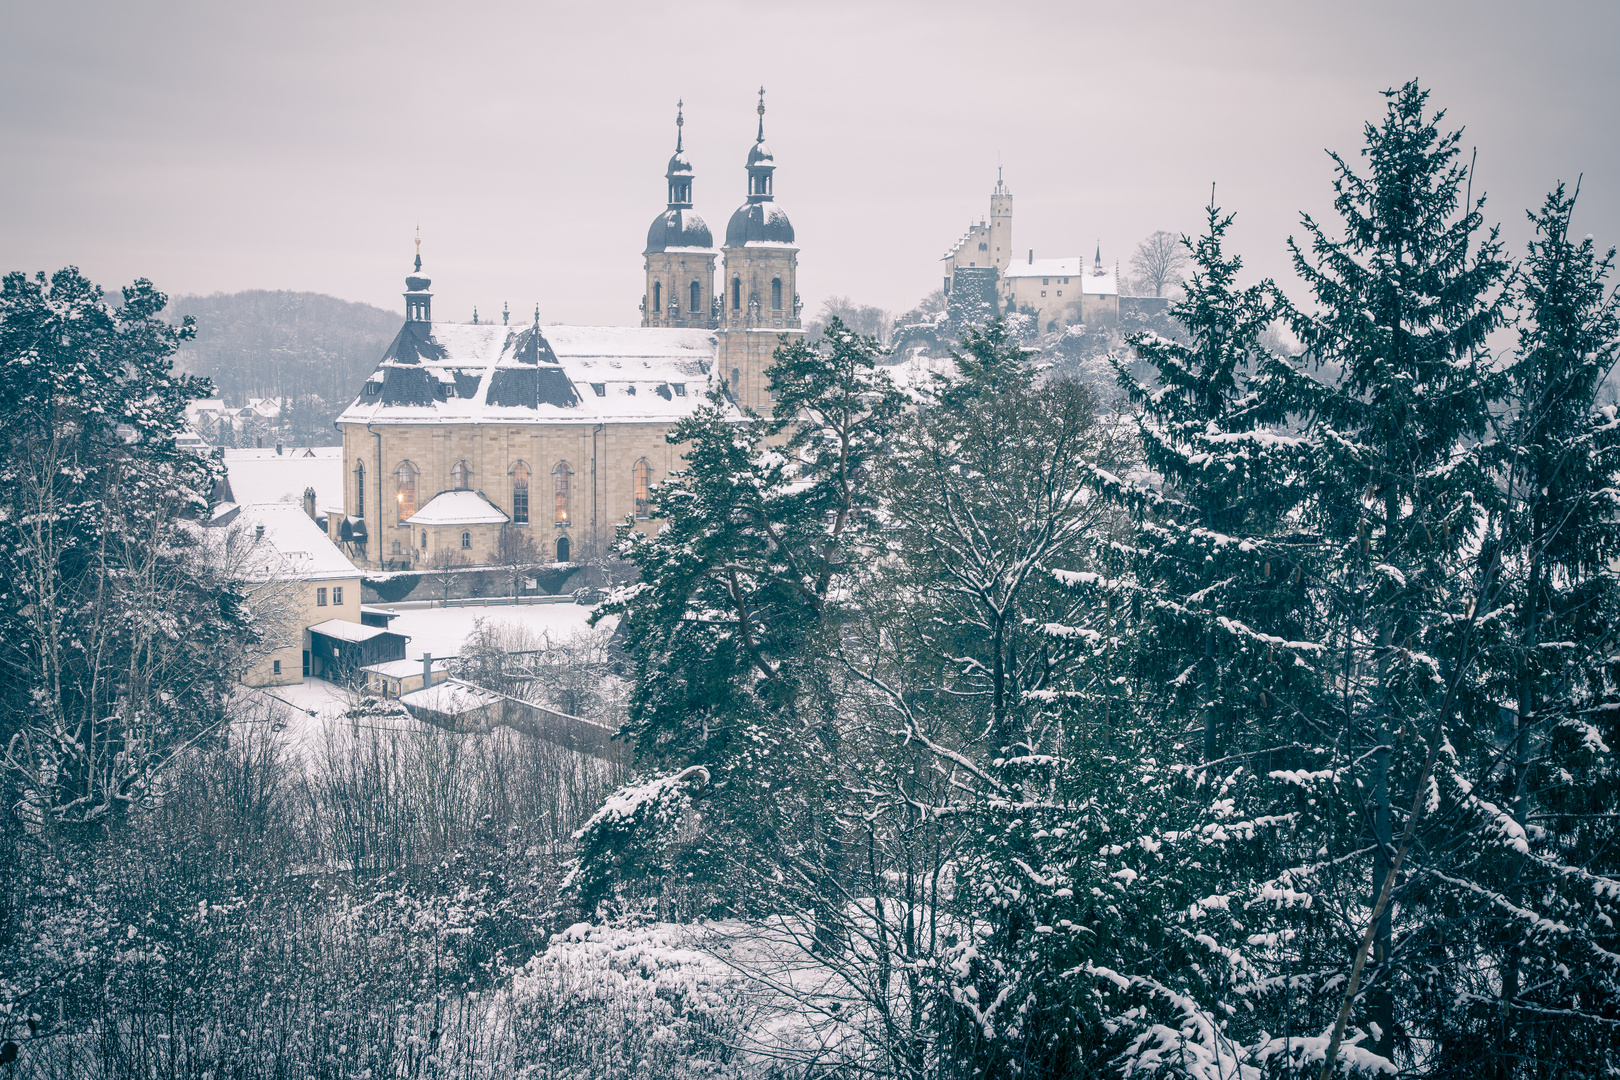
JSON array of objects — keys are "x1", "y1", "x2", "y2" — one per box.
[
  {"x1": 400, "y1": 679, "x2": 503, "y2": 716},
  {"x1": 215, "y1": 504, "x2": 359, "y2": 582},
  {"x1": 307, "y1": 619, "x2": 400, "y2": 643},
  {"x1": 336, "y1": 322, "x2": 736, "y2": 427},
  {"x1": 362, "y1": 658, "x2": 448, "y2": 678},
  {"x1": 406, "y1": 489, "x2": 509, "y2": 527},
  {"x1": 1004, "y1": 258, "x2": 1118, "y2": 296},
  {"x1": 223, "y1": 447, "x2": 344, "y2": 510}
]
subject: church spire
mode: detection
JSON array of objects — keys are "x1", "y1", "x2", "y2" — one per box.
[
  {"x1": 756, "y1": 85, "x2": 766, "y2": 142},
  {"x1": 676, "y1": 98, "x2": 683, "y2": 153},
  {"x1": 744, "y1": 87, "x2": 776, "y2": 202},
  {"x1": 665, "y1": 99, "x2": 695, "y2": 209},
  {"x1": 404, "y1": 227, "x2": 431, "y2": 324}
]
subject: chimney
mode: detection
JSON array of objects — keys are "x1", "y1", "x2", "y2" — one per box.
[
  {"x1": 254, "y1": 524, "x2": 264, "y2": 542},
  {"x1": 303, "y1": 486, "x2": 316, "y2": 521},
  {"x1": 275, "y1": 442, "x2": 283, "y2": 456},
  {"x1": 422, "y1": 651, "x2": 433, "y2": 689},
  {"x1": 1028, "y1": 249, "x2": 1033, "y2": 265}
]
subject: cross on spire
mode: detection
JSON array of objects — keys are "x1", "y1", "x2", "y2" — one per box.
[
  {"x1": 756, "y1": 86, "x2": 766, "y2": 141},
  {"x1": 413, "y1": 223, "x2": 422, "y2": 272},
  {"x1": 675, "y1": 98, "x2": 684, "y2": 152}
]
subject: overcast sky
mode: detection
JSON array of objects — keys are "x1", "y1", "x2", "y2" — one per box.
[{"x1": 3, "y1": 0, "x2": 1616, "y2": 326}]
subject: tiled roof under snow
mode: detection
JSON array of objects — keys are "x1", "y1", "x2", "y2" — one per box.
[
  {"x1": 1005, "y1": 258, "x2": 1118, "y2": 295},
  {"x1": 216, "y1": 504, "x2": 359, "y2": 583},
  {"x1": 336, "y1": 322, "x2": 733, "y2": 427},
  {"x1": 406, "y1": 490, "x2": 510, "y2": 527}
]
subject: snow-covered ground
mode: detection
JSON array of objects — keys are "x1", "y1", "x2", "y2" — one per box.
[{"x1": 376, "y1": 601, "x2": 615, "y2": 660}]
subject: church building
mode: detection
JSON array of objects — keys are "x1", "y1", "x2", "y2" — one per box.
[{"x1": 334, "y1": 92, "x2": 803, "y2": 571}]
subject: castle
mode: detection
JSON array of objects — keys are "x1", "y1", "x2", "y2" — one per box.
[
  {"x1": 940, "y1": 173, "x2": 1122, "y2": 332},
  {"x1": 333, "y1": 92, "x2": 802, "y2": 571}
]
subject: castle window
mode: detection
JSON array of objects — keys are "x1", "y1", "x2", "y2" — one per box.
[
  {"x1": 1041, "y1": 290, "x2": 1047, "y2": 297},
  {"x1": 978, "y1": 242, "x2": 987, "y2": 251},
  {"x1": 633, "y1": 458, "x2": 652, "y2": 520},
  {"x1": 355, "y1": 461, "x2": 365, "y2": 517},
  {"x1": 553, "y1": 461, "x2": 571, "y2": 525},
  {"x1": 557, "y1": 536, "x2": 570, "y2": 562},
  {"x1": 652, "y1": 281, "x2": 661, "y2": 313},
  {"x1": 461, "y1": 531, "x2": 471, "y2": 549},
  {"x1": 1043, "y1": 278, "x2": 1049, "y2": 285},
  {"x1": 731, "y1": 277, "x2": 741, "y2": 310},
  {"x1": 512, "y1": 461, "x2": 530, "y2": 524},
  {"x1": 1057, "y1": 291, "x2": 1062, "y2": 296},
  {"x1": 771, "y1": 278, "x2": 782, "y2": 310},
  {"x1": 690, "y1": 280, "x2": 701, "y2": 314},
  {"x1": 396, "y1": 461, "x2": 418, "y2": 524},
  {"x1": 1064, "y1": 277, "x2": 1070, "y2": 284},
  {"x1": 451, "y1": 460, "x2": 471, "y2": 490}
]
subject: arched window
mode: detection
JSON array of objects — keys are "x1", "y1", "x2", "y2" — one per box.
[
  {"x1": 355, "y1": 461, "x2": 365, "y2": 517},
  {"x1": 652, "y1": 280, "x2": 661, "y2": 313},
  {"x1": 556, "y1": 536, "x2": 571, "y2": 563},
  {"x1": 396, "y1": 461, "x2": 418, "y2": 524},
  {"x1": 731, "y1": 277, "x2": 741, "y2": 310},
  {"x1": 731, "y1": 367, "x2": 741, "y2": 391},
  {"x1": 553, "y1": 461, "x2": 571, "y2": 525},
  {"x1": 690, "y1": 280, "x2": 701, "y2": 314},
  {"x1": 461, "y1": 531, "x2": 471, "y2": 549},
  {"x1": 420, "y1": 529, "x2": 427, "y2": 550},
  {"x1": 511, "y1": 461, "x2": 530, "y2": 524},
  {"x1": 771, "y1": 278, "x2": 782, "y2": 310},
  {"x1": 451, "y1": 460, "x2": 471, "y2": 490},
  {"x1": 633, "y1": 458, "x2": 652, "y2": 520}
]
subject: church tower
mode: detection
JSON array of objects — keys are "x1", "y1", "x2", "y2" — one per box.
[
  {"x1": 718, "y1": 88, "x2": 801, "y2": 416},
  {"x1": 989, "y1": 169, "x2": 1013, "y2": 275},
  {"x1": 642, "y1": 101, "x2": 718, "y2": 329}
]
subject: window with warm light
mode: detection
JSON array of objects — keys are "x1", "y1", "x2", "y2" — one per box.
[
  {"x1": 512, "y1": 462, "x2": 530, "y2": 524},
  {"x1": 396, "y1": 461, "x2": 417, "y2": 524}
]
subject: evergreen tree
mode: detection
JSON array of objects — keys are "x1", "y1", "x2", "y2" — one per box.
[
  {"x1": 576, "y1": 318, "x2": 901, "y2": 912},
  {"x1": 0, "y1": 269, "x2": 247, "y2": 827},
  {"x1": 1461, "y1": 181, "x2": 1620, "y2": 1076},
  {"x1": 1288, "y1": 81, "x2": 1512, "y2": 1067}
]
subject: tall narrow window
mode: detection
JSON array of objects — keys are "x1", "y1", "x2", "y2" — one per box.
[
  {"x1": 731, "y1": 367, "x2": 741, "y2": 391},
  {"x1": 653, "y1": 281, "x2": 661, "y2": 313},
  {"x1": 511, "y1": 461, "x2": 530, "y2": 524},
  {"x1": 396, "y1": 461, "x2": 418, "y2": 524},
  {"x1": 690, "y1": 280, "x2": 701, "y2": 314},
  {"x1": 451, "y1": 460, "x2": 471, "y2": 490},
  {"x1": 731, "y1": 277, "x2": 741, "y2": 310},
  {"x1": 633, "y1": 458, "x2": 652, "y2": 520},
  {"x1": 553, "y1": 462, "x2": 571, "y2": 525},
  {"x1": 420, "y1": 529, "x2": 427, "y2": 549},
  {"x1": 771, "y1": 278, "x2": 782, "y2": 310},
  {"x1": 355, "y1": 462, "x2": 365, "y2": 517}
]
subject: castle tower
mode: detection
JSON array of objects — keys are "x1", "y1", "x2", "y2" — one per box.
[
  {"x1": 642, "y1": 101, "x2": 718, "y2": 329},
  {"x1": 718, "y1": 87, "x2": 801, "y2": 416},
  {"x1": 989, "y1": 169, "x2": 1013, "y2": 274}
]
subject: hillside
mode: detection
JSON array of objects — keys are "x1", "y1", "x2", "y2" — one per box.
[{"x1": 166, "y1": 290, "x2": 401, "y2": 442}]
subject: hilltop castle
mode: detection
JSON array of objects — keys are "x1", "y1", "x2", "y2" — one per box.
[
  {"x1": 940, "y1": 173, "x2": 1123, "y2": 332},
  {"x1": 333, "y1": 92, "x2": 802, "y2": 572}
]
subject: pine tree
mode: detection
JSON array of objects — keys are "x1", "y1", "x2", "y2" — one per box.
[
  {"x1": 1461, "y1": 181, "x2": 1620, "y2": 1075},
  {"x1": 0, "y1": 268, "x2": 246, "y2": 827},
  {"x1": 577, "y1": 318, "x2": 901, "y2": 912},
  {"x1": 1289, "y1": 81, "x2": 1511, "y2": 1067}
]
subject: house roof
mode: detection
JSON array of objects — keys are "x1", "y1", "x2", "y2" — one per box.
[
  {"x1": 214, "y1": 504, "x2": 359, "y2": 583},
  {"x1": 223, "y1": 447, "x2": 345, "y2": 513},
  {"x1": 335, "y1": 322, "x2": 736, "y2": 427},
  {"x1": 400, "y1": 679, "x2": 503, "y2": 716},
  {"x1": 307, "y1": 619, "x2": 402, "y2": 644},
  {"x1": 362, "y1": 658, "x2": 448, "y2": 678},
  {"x1": 406, "y1": 489, "x2": 510, "y2": 527}
]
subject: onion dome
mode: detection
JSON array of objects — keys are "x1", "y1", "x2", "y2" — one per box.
[
  {"x1": 725, "y1": 87, "x2": 794, "y2": 247},
  {"x1": 645, "y1": 100, "x2": 715, "y2": 253},
  {"x1": 405, "y1": 251, "x2": 431, "y2": 293}
]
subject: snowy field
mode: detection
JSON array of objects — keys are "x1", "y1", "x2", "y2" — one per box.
[{"x1": 378, "y1": 600, "x2": 615, "y2": 660}]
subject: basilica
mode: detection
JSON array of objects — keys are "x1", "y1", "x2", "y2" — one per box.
[{"x1": 333, "y1": 92, "x2": 802, "y2": 571}]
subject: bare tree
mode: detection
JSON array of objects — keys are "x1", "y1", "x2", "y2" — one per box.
[
  {"x1": 1128, "y1": 229, "x2": 1190, "y2": 297},
  {"x1": 429, "y1": 546, "x2": 468, "y2": 604},
  {"x1": 493, "y1": 524, "x2": 540, "y2": 597}
]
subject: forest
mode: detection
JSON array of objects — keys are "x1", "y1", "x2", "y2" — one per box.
[{"x1": 1, "y1": 79, "x2": 1618, "y2": 1079}]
